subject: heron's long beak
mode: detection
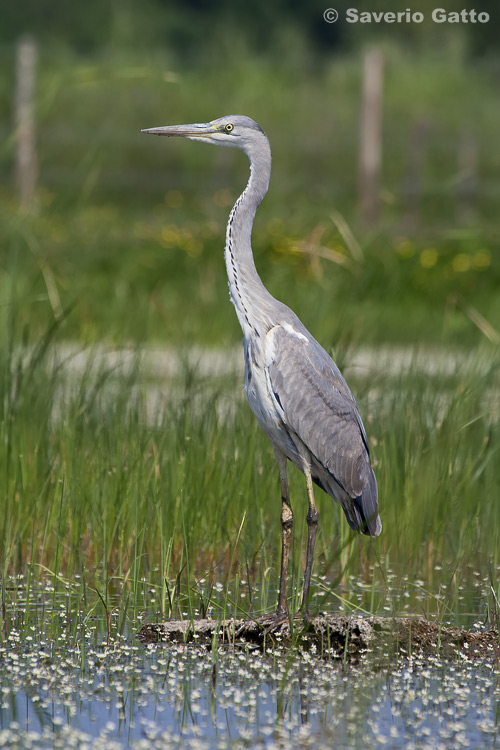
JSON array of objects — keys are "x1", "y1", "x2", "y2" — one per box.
[{"x1": 141, "y1": 123, "x2": 214, "y2": 138}]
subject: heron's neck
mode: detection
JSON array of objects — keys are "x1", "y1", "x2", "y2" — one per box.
[{"x1": 224, "y1": 140, "x2": 276, "y2": 337}]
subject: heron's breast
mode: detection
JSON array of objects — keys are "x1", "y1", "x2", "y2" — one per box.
[{"x1": 244, "y1": 341, "x2": 284, "y2": 442}]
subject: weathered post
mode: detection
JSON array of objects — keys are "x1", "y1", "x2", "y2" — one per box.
[
  {"x1": 359, "y1": 48, "x2": 384, "y2": 229},
  {"x1": 404, "y1": 119, "x2": 429, "y2": 230},
  {"x1": 14, "y1": 35, "x2": 38, "y2": 211},
  {"x1": 457, "y1": 129, "x2": 477, "y2": 223}
]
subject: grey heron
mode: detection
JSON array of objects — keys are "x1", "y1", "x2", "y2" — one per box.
[{"x1": 143, "y1": 115, "x2": 381, "y2": 622}]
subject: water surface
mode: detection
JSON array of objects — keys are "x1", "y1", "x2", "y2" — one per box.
[{"x1": 1, "y1": 605, "x2": 498, "y2": 749}]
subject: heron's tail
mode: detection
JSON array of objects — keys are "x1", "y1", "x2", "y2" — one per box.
[{"x1": 343, "y1": 468, "x2": 381, "y2": 537}]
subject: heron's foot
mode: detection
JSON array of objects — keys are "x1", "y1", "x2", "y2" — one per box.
[
  {"x1": 259, "y1": 610, "x2": 289, "y2": 632},
  {"x1": 260, "y1": 609, "x2": 316, "y2": 635},
  {"x1": 297, "y1": 606, "x2": 312, "y2": 625},
  {"x1": 257, "y1": 611, "x2": 293, "y2": 636},
  {"x1": 235, "y1": 610, "x2": 289, "y2": 637}
]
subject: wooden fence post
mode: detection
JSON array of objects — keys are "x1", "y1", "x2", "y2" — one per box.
[
  {"x1": 404, "y1": 119, "x2": 429, "y2": 231},
  {"x1": 14, "y1": 35, "x2": 38, "y2": 211},
  {"x1": 359, "y1": 49, "x2": 384, "y2": 229},
  {"x1": 457, "y1": 129, "x2": 477, "y2": 223}
]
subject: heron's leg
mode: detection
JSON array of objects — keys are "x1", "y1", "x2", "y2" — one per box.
[
  {"x1": 300, "y1": 466, "x2": 319, "y2": 616},
  {"x1": 273, "y1": 446, "x2": 293, "y2": 617}
]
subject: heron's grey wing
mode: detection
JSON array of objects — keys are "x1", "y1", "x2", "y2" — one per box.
[{"x1": 266, "y1": 324, "x2": 381, "y2": 536}]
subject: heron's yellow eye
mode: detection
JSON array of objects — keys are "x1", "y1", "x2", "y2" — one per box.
[{"x1": 224, "y1": 123, "x2": 234, "y2": 133}]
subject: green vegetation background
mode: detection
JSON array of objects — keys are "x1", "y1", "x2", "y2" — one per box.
[
  {"x1": 0, "y1": 2, "x2": 499, "y2": 624},
  {"x1": 0, "y1": 2, "x2": 499, "y2": 348}
]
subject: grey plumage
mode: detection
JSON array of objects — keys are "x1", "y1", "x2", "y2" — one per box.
[
  {"x1": 267, "y1": 322, "x2": 381, "y2": 537},
  {"x1": 143, "y1": 114, "x2": 381, "y2": 619}
]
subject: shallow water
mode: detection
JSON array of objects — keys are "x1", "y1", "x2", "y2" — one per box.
[{"x1": 0, "y1": 609, "x2": 498, "y2": 750}]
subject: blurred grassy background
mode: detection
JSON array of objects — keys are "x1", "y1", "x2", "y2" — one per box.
[
  {"x1": 0, "y1": 1, "x2": 499, "y2": 623},
  {"x1": 0, "y1": 5, "x2": 499, "y2": 349}
]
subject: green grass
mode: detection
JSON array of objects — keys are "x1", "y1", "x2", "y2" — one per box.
[
  {"x1": 0, "y1": 306, "x2": 498, "y2": 632},
  {"x1": 0, "y1": 46, "x2": 499, "y2": 635}
]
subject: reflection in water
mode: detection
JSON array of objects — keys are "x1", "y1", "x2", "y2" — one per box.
[{"x1": 0, "y1": 615, "x2": 498, "y2": 749}]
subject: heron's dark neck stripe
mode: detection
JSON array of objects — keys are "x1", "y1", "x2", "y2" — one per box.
[
  {"x1": 224, "y1": 149, "x2": 274, "y2": 336},
  {"x1": 226, "y1": 189, "x2": 255, "y2": 333}
]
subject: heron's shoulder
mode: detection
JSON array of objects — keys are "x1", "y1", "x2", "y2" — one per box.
[
  {"x1": 266, "y1": 321, "x2": 309, "y2": 347},
  {"x1": 264, "y1": 319, "x2": 358, "y2": 405},
  {"x1": 264, "y1": 318, "x2": 336, "y2": 369}
]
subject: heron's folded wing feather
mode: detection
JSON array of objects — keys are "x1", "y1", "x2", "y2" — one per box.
[{"x1": 266, "y1": 325, "x2": 372, "y2": 499}]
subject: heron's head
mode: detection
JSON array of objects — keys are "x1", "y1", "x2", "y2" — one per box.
[{"x1": 142, "y1": 115, "x2": 266, "y2": 152}]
